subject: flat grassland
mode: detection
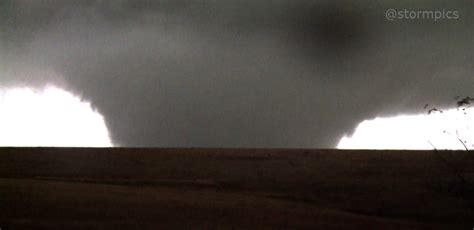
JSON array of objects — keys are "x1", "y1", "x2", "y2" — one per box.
[{"x1": 1, "y1": 148, "x2": 473, "y2": 229}]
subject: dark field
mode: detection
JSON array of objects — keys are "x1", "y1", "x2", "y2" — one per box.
[{"x1": 1, "y1": 148, "x2": 473, "y2": 229}]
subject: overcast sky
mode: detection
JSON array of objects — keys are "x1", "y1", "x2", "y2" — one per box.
[{"x1": 1, "y1": 0, "x2": 472, "y2": 148}]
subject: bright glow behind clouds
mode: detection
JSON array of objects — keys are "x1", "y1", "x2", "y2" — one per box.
[
  {"x1": 338, "y1": 109, "x2": 474, "y2": 150},
  {"x1": 0, "y1": 86, "x2": 113, "y2": 147}
]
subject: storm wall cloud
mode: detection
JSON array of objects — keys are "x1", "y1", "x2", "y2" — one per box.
[{"x1": 1, "y1": 0, "x2": 472, "y2": 147}]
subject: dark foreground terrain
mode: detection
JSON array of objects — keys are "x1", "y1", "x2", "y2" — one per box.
[{"x1": 1, "y1": 148, "x2": 473, "y2": 229}]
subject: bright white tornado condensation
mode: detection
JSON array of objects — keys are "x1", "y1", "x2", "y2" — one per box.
[
  {"x1": 338, "y1": 108, "x2": 474, "y2": 150},
  {"x1": 0, "y1": 86, "x2": 113, "y2": 147}
]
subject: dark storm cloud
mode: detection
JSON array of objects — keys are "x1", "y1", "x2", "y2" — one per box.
[{"x1": 1, "y1": 0, "x2": 472, "y2": 147}]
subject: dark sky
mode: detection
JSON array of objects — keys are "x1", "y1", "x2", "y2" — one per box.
[{"x1": 1, "y1": 0, "x2": 472, "y2": 147}]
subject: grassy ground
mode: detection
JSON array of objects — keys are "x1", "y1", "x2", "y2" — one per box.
[{"x1": 0, "y1": 148, "x2": 473, "y2": 229}]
